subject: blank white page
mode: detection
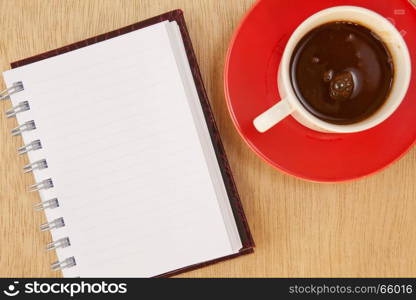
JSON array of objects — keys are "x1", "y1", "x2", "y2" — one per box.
[{"x1": 3, "y1": 21, "x2": 239, "y2": 277}]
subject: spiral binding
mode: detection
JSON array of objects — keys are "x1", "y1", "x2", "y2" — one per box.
[
  {"x1": 23, "y1": 159, "x2": 48, "y2": 173},
  {"x1": 40, "y1": 217, "x2": 65, "y2": 231},
  {"x1": 6, "y1": 101, "x2": 30, "y2": 118},
  {"x1": 29, "y1": 178, "x2": 54, "y2": 192},
  {"x1": 33, "y1": 198, "x2": 59, "y2": 211},
  {"x1": 46, "y1": 237, "x2": 71, "y2": 251},
  {"x1": 11, "y1": 120, "x2": 36, "y2": 136},
  {"x1": 18, "y1": 140, "x2": 42, "y2": 155},
  {"x1": 51, "y1": 257, "x2": 76, "y2": 271},
  {"x1": 5, "y1": 81, "x2": 76, "y2": 272},
  {"x1": 0, "y1": 81, "x2": 24, "y2": 100}
]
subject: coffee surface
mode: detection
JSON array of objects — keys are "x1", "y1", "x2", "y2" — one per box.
[{"x1": 290, "y1": 22, "x2": 394, "y2": 124}]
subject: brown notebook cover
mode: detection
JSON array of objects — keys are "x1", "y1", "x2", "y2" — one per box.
[{"x1": 11, "y1": 9, "x2": 254, "y2": 277}]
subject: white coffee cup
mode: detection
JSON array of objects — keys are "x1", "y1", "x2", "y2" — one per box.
[{"x1": 253, "y1": 6, "x2": 411, "y2": 133}]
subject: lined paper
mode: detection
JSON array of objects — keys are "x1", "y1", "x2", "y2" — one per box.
[{"x1": 4, "y1": 21, "x2": 241, "y2": 277}]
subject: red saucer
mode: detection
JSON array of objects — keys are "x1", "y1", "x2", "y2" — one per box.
[{"x1": 225, "y1": 0, "x2": 416, "y2": 182}]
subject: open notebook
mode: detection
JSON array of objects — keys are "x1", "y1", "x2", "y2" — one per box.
[{"x1": 2, "y1": 10, "x2": 253, "y2": 277}]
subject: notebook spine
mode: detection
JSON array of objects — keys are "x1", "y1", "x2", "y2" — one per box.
[{"x1": 4, "y1": 81, "x2": 76, "y2": 272}]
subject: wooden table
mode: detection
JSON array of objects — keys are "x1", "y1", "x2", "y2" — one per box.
[{"x1": 0, "y1": 0, "x2": 415, "y2": 278}]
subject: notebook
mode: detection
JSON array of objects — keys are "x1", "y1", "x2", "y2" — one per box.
[{"x1": 1, "y1": 10, "x2": 254, "y2": 277}]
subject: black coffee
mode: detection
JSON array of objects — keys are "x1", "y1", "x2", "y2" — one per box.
[{"x1": 290, "y1": 21, "x2": 394, "y2": 124}]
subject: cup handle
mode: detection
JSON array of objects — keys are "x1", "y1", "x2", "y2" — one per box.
[{"x1": 253, "y1": 99, "x2": 293, "y2": 133}]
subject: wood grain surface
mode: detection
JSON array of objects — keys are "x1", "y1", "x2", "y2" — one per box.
[{"x1": 0, "y1": 0, "x2": 415, "y2": 278}]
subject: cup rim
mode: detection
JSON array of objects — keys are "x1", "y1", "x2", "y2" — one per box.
[{"x1": 279, "y1": 5, "x2": 412, "y2": 133}]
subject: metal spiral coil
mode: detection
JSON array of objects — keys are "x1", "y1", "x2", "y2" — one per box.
[{"x1": 5, "y1": 81, "x2": 76, "y2": 272}]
